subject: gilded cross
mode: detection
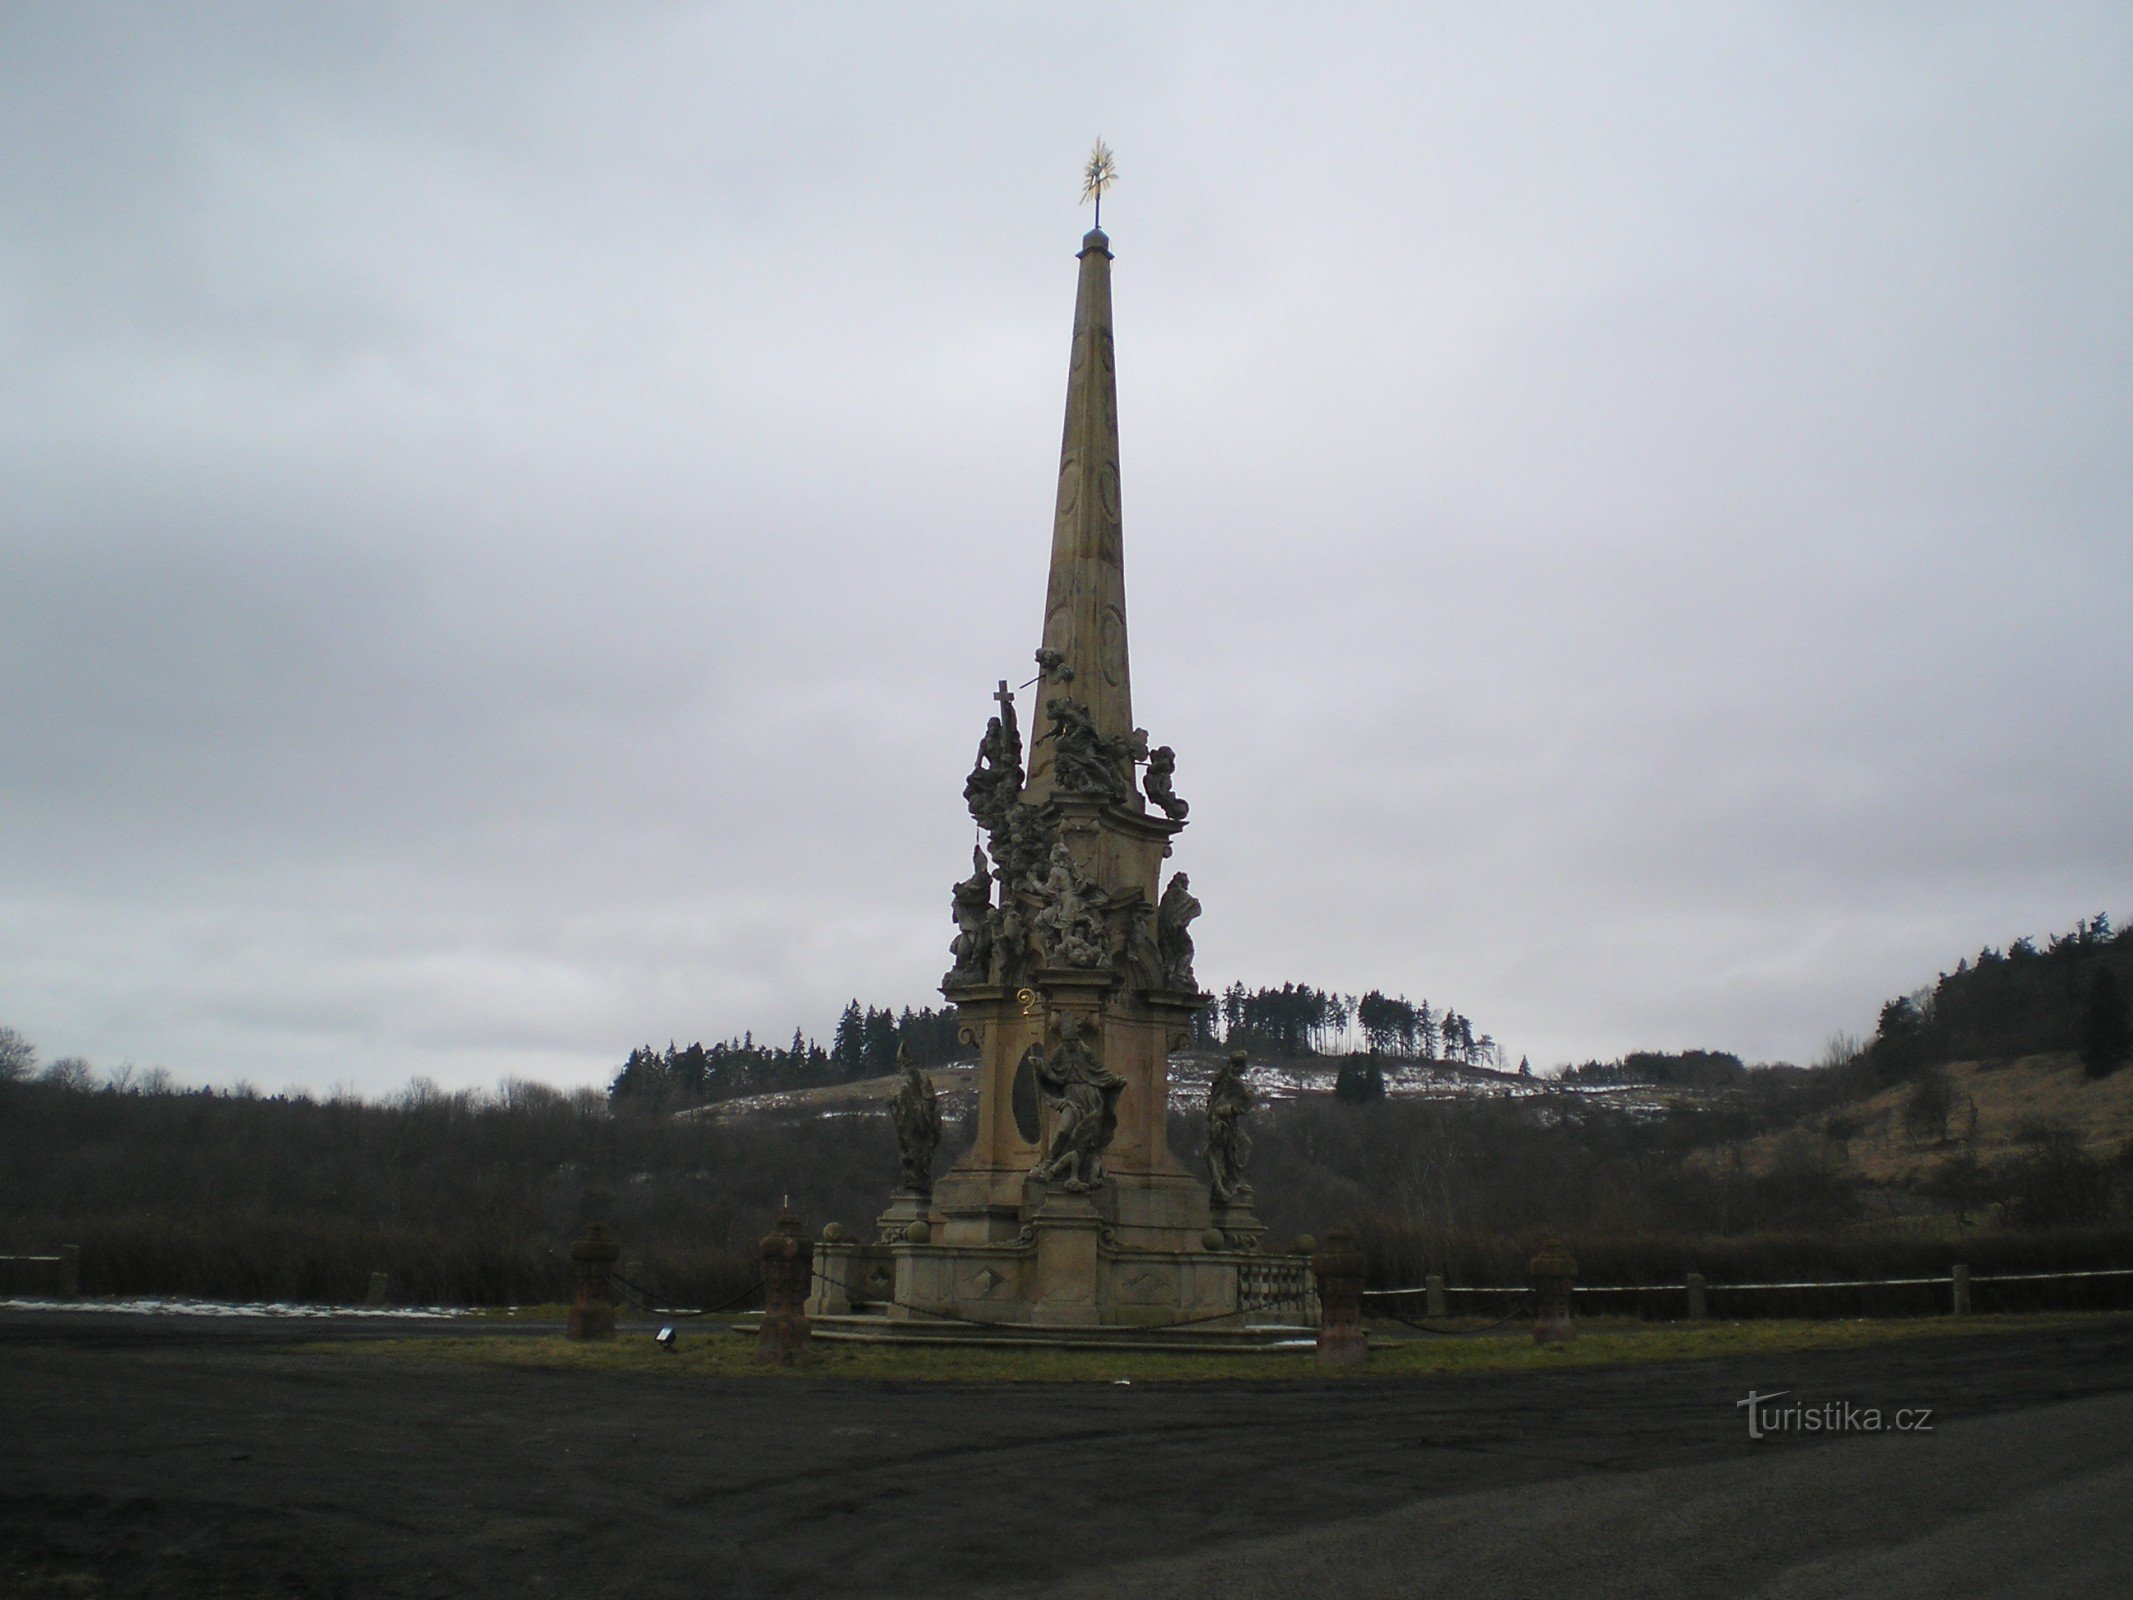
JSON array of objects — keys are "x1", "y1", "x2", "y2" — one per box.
[{"x1": 1081, "y1": 140, "x2": 1117, "y2": 229}]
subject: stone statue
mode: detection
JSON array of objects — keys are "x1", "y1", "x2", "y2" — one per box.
[
  {"x1": 1156, "y1": 872, "x2": 1202, "y2": 991},
  {"x1": 946, "y1": 846, "x2": 994, "y2": 986},
  {"x1": 1028, "y1": 843, "x2": 1107, "y2": 969},
  {"x1": 986, "y1": 794, "x2": 1057, "y2": 891},
  {"x1": 988, "y1": 894, "x2": 1030, "y2": 985},
  {"x1": 963, "y1": 716, "x2": 1007, "y2": 822},
  {"x1": 891, "y1": 1045, "x2": 942, "y2": 1195},
  {"x1": 1041, "y1": 697, "x2": 1128, "y2": 803},
  {"x1": 1115, "y1": 894, "x2": 1163, "y2": 993},
  {"x1": 1206, "y1": 1051, "x2": 1254, "y2": 1205},
  {"x1": 1030, "y1": 1015, "x2": 1124, "y2": 1192},
  {"x1": 1143, "y1": 744, "x2": 1188, "y2": 822},
  {"x1": 1105, "y1": 726, "x2": 1150, "y2": 808},
  {"x1": 989, "y1": 896, "x2": 1029, "y2": 985},
  {"x1": 962, "y1": 689, "x2": 1023, "y2": 830}
]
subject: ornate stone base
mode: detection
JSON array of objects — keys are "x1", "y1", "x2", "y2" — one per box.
[
  {"x1": 1207, "y1": 1196, "x2": 1267, "y2": 1254},
  {"x1": 809, "y1": 1192, "x2": 1308, "y2": 1328},
  {"x1": 874, "y1": 1189, "x2": 933, "y2": 1244}
]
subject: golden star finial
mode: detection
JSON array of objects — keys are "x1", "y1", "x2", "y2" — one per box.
[{"x1": 1080, "y1": 139, "x2": 1118, "y2": 228}]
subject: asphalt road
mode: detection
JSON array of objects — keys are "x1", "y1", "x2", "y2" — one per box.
[{"x1": 3, "y1": 1311, "x2": 2130, "y2": 1598}]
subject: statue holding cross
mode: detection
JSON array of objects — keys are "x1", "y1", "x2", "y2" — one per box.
[{"x1": 962, "y1": 680, "x2": 1024, "y2": 830}]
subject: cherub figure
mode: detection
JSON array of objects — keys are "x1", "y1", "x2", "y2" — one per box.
[{"x1": 1143, "y1": 745, "x2": 1188, "y2": 821}]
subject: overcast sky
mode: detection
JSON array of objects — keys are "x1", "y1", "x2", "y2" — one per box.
[{"x1": 3, "y1": 3, "x2": 2129, "y2": 1094}]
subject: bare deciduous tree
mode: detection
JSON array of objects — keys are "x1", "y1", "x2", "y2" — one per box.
[{"x1": 0, "y1": 1025, "x2": 35, "y2": 1082}]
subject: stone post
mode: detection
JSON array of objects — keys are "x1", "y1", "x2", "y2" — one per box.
[
  {"x1": 1311, "y1": 1230, "x2": 1367, "y2": 1367},
  {"x1": 757, "y1": 1206, "x2": 814, "y2": 1365},
  {"x1": 1685, "y1": 1270, "x2": 1708, "y2": 1321},
  {"x1": 1425, "y1": 1272, "x2": 1447, "y2": 1319},
  {"x1": 807, "y1": 1223, "x2": 856, "y2": 1317},
  {"x1": 566, "y1": 1223, "x2": 620, "y2": 1341},
  {"x1": 364, "y1": 1270, "x2": 390, "y2": 1307},
  {"x1": 1531, "y1": 1242, "x2": 1577, "y2": 1345},
  {"x1": 1951, "y1": 1263, "x2": 1971, "y2": 1316},
  {"x1": 58, "y1": 1244, "x2": 80, "y2": 1300}
]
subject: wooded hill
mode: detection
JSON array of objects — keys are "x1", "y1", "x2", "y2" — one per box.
[
  {"x1": 604, "y1": 980, "x2": 1509, "y2": 1113},
  {"x1": 2, "y1": 917, "x2": 2126, "y2": 1307}
]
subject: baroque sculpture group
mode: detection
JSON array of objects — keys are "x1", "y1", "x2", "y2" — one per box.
[{"x1": 810, "y1": 201, "x2": 1282, "y2": 1329}]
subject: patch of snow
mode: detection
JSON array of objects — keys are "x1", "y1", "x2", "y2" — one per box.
[{"x1": 0, "y1": 1298, "x2": 469, "y2": 1319}]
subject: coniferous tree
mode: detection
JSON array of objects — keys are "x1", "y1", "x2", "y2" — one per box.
[
  {"x1": 831, "y1": 1001, "x2": 865, "y2": 1077},
  {"x1": 2080, "y1": 968, "x2": 2131, "y2": 1079}
]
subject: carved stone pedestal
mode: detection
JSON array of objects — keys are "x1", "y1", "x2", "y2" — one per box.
[
  {"x1": 1028, "y1": 1184, "x2": 1106, "y2": 1327},
  {"x1": 1207, "y1": 1198, "x2": 1266, "y2": 1255},
  {"x1": 875, "y1": 1190, "x2": 933, "y2": 1245}
]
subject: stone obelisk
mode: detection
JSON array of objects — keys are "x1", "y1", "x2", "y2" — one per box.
[{"x1": 880, "y1": 202, "x2": 1261, "y2": 1328}]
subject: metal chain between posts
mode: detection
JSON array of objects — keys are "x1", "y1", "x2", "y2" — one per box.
[
  {"x1": 606, "y1": 1267, "x2": 763, "y2": 1319},
  {"x1": 1366, "y1": 1287, "x2": 1533, "y2": 1336}
]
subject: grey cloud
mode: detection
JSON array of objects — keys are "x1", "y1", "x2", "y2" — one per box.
[{"x1": 2, "y1": 3, "x2": 2128, "y2": 1089}]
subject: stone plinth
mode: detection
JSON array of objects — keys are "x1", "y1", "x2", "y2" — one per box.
[
  {"x1": 757, "y1": 1207, "x2": 813, "y2": 1365},
  {"x1": 566, "y1": 1223, "x2": 619, "y2": 1341},
  {"x1": 1312, "y1": 1231, "x2": 1368, "y2": 1366},
  {"x1": 1531, "y1": 1242, "x2": 1577, "y2": 1345}
]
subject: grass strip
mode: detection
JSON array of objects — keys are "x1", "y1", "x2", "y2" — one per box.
[{"x1": 306, "y1": 1311, "x2": 2121, "y2": 1384}]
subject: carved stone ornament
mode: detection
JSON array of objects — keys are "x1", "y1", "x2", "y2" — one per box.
[
  {"x1": 1143, "y1": 744, "x2": 1188, "y2": 822},
  {"x1": 1205, "y1": 1050, "x2": 1254, "y2": 1206},
  {"x1": 1156, "y1": 872, "x2": 1202, "y2": 991},
  {"x1": 1027, "y1": 842, "x2": 1107, "y2": 969},
  {"x1": 1029, "y1": 1015, "x2": 1124, "y2": 1192},
  {"x1": 891, "y1": 1044, "x2": 943, "y2": 1196},
  {"x1": 946, "y1": 845, "x2": 995, "y2": 987}
]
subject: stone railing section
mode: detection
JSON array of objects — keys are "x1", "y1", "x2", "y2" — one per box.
[{"x1": 1237, "y1": 1255, "x2": 1317, "y2": 1325}]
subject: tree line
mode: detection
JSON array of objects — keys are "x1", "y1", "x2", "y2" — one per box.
[
  {"x1": 1207, "y1": 983, "x2": 1498, "y2": 1066},
  {"x1": 1856, "y1": 915, "x2": 2132, "y2": 1089},
  {"x1": 606, "y1": 1003, "x2": 963, "y2": 1112},
  {"x1": 1561, "y1": 1050, "x2": 1753, "y2": 1088},
  {"x1": 606, "y1": 978, "x2": 1504, "y2": 1114}
]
